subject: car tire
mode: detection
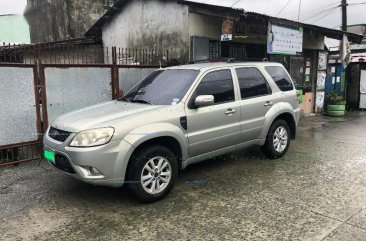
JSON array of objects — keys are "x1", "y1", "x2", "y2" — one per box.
[
  {"x1": 126, "y1": 145, "x2": 178, "y2": 203},
  {"x1": 262, "y1": 119, "x2": 291, "y2": 159}
]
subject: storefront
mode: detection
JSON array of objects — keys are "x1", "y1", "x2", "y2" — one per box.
[
  {"x1": 189, "y1": 10, "x2": 328, "y2": 114},
  {"x1": 87, "y1": 0, "x2": 363, "y2": 113}
]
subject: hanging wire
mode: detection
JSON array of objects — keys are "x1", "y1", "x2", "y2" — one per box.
[
  {"x1": 301, "y1": 6, "x2": 341, "y2": 22},
  {"x1": 230, "y1": 0, "x2": 241, "y2": 8},
  {"x1": 300, "y1": 2, "x2": 341, "y2": 22},
  {"x1": 310, "y1": 7, "x2": 341, "y2": 24},
  {"x1": 275, "y1": 0, "x2": 292, "y2": 16}
]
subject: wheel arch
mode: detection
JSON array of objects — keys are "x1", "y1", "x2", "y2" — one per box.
[
  {"x1": 272, "y1": 113, "x2": 296, "y2": 140},
  {"x1": 129, "y1": 136, "x2": 183, "y2": 167}
]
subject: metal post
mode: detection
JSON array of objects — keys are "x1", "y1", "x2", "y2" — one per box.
[
  {"x1": 342, "y1": 0, "x2": 347, "y2": 32},
  {"x1": 111, "y1": 47, "x2": 120, "y2": 99}
]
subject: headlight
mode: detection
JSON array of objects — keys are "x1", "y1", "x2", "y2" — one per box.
[{"x1": 70, "y1": 128, "x2": 114, "y2": 147}]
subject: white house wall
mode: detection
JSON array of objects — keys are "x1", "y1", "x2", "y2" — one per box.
[{"x1": 102, "y1": 0, "x2": 190, "y2": 63}]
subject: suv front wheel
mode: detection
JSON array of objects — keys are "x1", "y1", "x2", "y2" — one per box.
[
  {"x1": 262, "y1": 119, "x2": 291, "y2": 159},
  {"x1": 126, "y1": 145, "x2": 178, "y2": 203}
]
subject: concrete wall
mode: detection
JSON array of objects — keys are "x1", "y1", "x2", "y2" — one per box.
[
  {"x1": 189, "y1": 12, "x2": 222, "y2": 40},
  {"x1": 102, "y1": 0, "x2": 190, "y2": 63},
  {"x1": 25, "y1": 0, "x2": 116, "y2": 43}
]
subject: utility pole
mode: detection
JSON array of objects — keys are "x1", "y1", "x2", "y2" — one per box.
[{"x1": 342, "y1": 0, "x2": 347, "y2": 31}]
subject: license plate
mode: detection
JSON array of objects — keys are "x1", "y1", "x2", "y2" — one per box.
[{"x1": 44, "y1": 150, "x2": 56, "y2": 165}]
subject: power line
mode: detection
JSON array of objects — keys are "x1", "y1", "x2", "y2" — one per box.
[
  {"x1": 311, "y1": 7, "x2": 341, "y2": 24},
  {"x1": 348, "y1": 2, "x2": 366, "y2": 5},
  {"x1": 275, "y1": 0, "x2": 292, "y2": 16},
  {"x1": 348, "y1": 1, "x2": 366, "y2": 5},
  {"x1": 230, "y1": 0, "x2": 241, "y2": 8},
  {"x1": 298, "y1": 0, "x2": 302, "y2": 21},
  {"x1": 300, "y1": 2, "x2": 340, "y2": 21},
  {"x1": 301, "y1": 5, "x2": 340, "y2": 22}
]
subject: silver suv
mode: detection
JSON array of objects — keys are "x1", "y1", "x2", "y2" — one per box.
[{"x1": 43, "y1": 62, "x2": 300, "y2": 202}]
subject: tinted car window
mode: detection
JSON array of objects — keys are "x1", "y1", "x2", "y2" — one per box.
[
  {"x1": 196, "y1": 70, "x2": 234, "y2": 104},
  {"x1": 265, "y1": 66, "x2": 294, "y2": 91},
  {"x1": 236, "y1": 68, "x2": 271, "y2": 99},
  {"x1": 123, "y1": 69, "x2": 199, "y2": 105}
]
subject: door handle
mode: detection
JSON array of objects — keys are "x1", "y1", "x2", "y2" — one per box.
[
  {"x1": 225, "y1": 108, "x2": 236, "y2": 115},
  {"x1": 264, "y1": 101, "x2": 273, "y2": 107}
]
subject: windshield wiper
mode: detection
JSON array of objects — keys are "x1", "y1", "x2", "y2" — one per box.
[{"x1": 130, "y1": 100, "x2": 152, "y2": 105}]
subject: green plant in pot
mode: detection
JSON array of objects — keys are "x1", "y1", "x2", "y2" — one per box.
[{"x1": 326, "y1": 91, "x2": 346, "y2": 117}]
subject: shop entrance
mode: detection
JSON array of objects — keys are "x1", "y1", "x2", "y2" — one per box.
[{"x1": 220, "y1": 42, "x2": 265, "y2": 60}]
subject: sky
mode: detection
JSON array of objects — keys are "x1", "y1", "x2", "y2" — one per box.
[
  {"x1": 1, "y1": 0, "x2": 365, "y2": 28},
  {"x1": 0, "y1": 0, "x2": 26, "y2": 15},
  {"x1": 0, "y1": 0, "x2": 365, "y2": 46},
  {"x1": 189, "y1": 0, "x2": 366, "y2": 29}
]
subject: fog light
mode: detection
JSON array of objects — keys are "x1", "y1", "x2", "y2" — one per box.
[{"x1": 89, "y1": 167, "x2": 102, "y2": 176}]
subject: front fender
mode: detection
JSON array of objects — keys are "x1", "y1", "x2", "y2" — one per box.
[
  {"x1": 260, "y1": 102, "x2": 296, "y2": 139},
  {"x1": 123, "y1": 123, "x2": 189, "y2": 161}
]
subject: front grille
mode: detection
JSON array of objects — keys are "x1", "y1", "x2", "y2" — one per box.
[
  {"x1": 48, "y1": 127, "x2": 72, "y2": 143},
  {"x1": 54, "y1": 154, "x2": 76, "y2": 174}
]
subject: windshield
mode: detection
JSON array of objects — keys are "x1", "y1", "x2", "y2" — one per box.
[{"x1": 121, "y1": 69, "x2": 199, "y2": 105}]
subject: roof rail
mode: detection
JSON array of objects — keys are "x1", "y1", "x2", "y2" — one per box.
[{"x1": 188, "y1": 57, "x2": 270, "y2": 64}]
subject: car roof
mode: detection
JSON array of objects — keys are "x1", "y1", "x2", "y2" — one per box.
[{"x1": 164, "y1": 62, "x2": 284, "y2": 71}]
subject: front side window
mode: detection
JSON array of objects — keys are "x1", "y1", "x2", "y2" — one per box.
[
  {"x1": 236, "y1": 67, "x2": 271, "y2": 99},
  {"x1": 265, "y1": 66, "x2": 294, "y2": 91},
  {"x1": 122, "y1": 69, "x2": 199, "y2": 105},
  {"x1": 195, "y1": 70, "x2": 235, "y2": 104}
]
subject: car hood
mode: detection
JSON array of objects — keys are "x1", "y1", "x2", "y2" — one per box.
[{"x1": 50, "y1": 101, "x2": 162, "y2": 132}]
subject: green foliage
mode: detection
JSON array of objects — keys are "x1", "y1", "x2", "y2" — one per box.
[{"x1": 326, "y1": 91, "x2": 345, "y2": 105}]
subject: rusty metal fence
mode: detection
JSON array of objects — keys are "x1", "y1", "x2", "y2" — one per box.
[{"x1": 0, "y1": 43, "x2": 169, "y2": 167}]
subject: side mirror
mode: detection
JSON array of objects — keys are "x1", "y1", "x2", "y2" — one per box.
[{"x1": 194, "y1": 95, "x2": 215, "y2": 108}]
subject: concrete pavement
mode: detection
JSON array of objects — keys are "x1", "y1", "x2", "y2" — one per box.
[{"x1": 1, "y1": 112, "x2": 366, "y2": 241}]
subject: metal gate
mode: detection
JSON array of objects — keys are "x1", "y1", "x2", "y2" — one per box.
[
  {"x1": 0, "y1": 64, "x2": 42, "y2": 167},
  {"x1": 0, "y1": 43, "x2": 168, "y2": 167}
]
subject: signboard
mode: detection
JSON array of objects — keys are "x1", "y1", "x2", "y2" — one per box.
[
  {"x1": 351, "y1": 44, "x2": 366, "y2": 50},
  {"x1": 318, "y1": 51, "x2": 328, "y2": 71},
  {"x1": 221, "y1": 34, "x2": 232, "y2": 41},
  {"x1": 316, "y1": 71, "x2": 326, "y2": 90},
  {"x1": 267, "y1": 23, "x2": 303, "y2": 55},
  {"x1": 221, "y1": 18, "x2": 233, "y2": 42},
  {"x1": 315, "y1": 91, "x2": 325, "y2": 112}
]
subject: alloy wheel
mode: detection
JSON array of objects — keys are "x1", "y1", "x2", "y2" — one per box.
[{"x1": 141, "y1": 156, "x2": 172, "y2": 195}]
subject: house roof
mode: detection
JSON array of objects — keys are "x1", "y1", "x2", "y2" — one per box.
[
  {"x1": 85, "y1": 0, "x2": 363, "y2": 43},
  {"x1": 0, "y1": 37, "x2": 100, "y2": 50}
]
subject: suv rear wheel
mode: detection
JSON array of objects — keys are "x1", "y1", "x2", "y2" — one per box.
[
  {"x1": 126, "y1": 145, "x2": 178, "y2": 203},
  {"x1": 262, "y1": 119, "x2": 291, "y2": 159}
]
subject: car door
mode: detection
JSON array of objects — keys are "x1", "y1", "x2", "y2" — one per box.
[
  {"x1": 185, "y1": 68, "x2": 241, "y2": 158},
  {"x1": 234, "y1": 67, "x2": 275, "y2": 143}
]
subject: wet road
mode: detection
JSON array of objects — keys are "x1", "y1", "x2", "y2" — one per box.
[{"x1": 1, "y1": 112, "x2": 366, "y2": 241}]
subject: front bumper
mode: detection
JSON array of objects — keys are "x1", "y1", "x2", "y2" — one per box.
[{"x1": 43, "y1": 131, "x2": 135, "y2": 188}]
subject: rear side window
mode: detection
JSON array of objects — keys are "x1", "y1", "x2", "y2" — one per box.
[
  {"x1": 265, "y1": 66, "x2": 294, "y2": 91},
  {"x1": 236, "y1": 68, "x2": 272, "y2": 99},
  {"x1": 196, "y1": 70, "x2": 234, "y2": 104}
]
